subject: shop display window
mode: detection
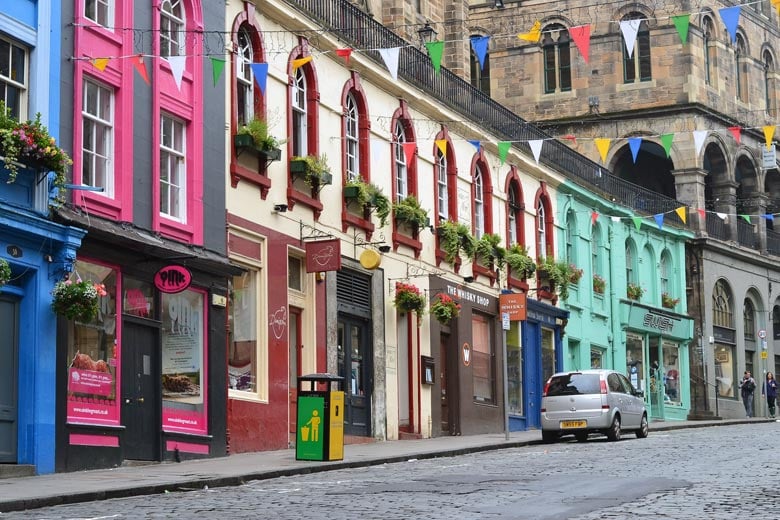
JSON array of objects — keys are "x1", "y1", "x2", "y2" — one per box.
[
  {"x1": 662, "y1": 342, "x2": 681, "y2": 404},
  {"x1": 228, "y1": 270, "x2": 258, "y2": 394},
  {"x1": 507, "y1": 324, "x2": 522, "y2": 415},
  {"x1": 472, "y1": 313, "x2": 494, "y2": 404},
  {"x1": 714, "y1": 344, "x2": 736, "y2": 398},
  {"x1": 541, "y1": 328, "x2": 555, "y2": 382},
  {"x1": 626, "y1": 333, "x2": 644, "y2": 392}
]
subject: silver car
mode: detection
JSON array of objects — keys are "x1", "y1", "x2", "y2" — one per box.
[{"x1": 540, "y1": 369, "x2": 649, "y2": 442}]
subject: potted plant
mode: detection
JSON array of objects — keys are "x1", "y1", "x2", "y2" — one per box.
[
  {"x1": 0, "y1": 258, "x2": 10, "y2": 288},
  {"x1": 0, "y1": 102, "x2": 70, "y2": 194},
  {"x1": 537, "y1": 256, "x2": 574, "y2": 300},
  {"x1": 593, "y1": 274, "x2": 606, "y2": 294},
  {"x1": 436, "y1": 220, "x2": 477, "y2": 264},
  {"x1": 290, "y1": 154, "x2": 332, "y2": 187},
  {"x1": 392, "y1": 195, "x2": 429, "y2": 231},
  {"x1": 344, "y1": 177, "x2": 391, "y2": 227},
  {"x1": 627, "y1": 282, "x2": 645, "y2": 301},
  {"x1": 568, "y1": 264, "x2": 584, "y2": 284},
  {"x1": 235, "y1": 116, "x2": 283, "y2": 161},
  {"x1": 430, "y1": 293, "x2": 461, "y2": 325},
  {"x1": 51, "y1": 278, "x2": 108, "y2": 322},
  {"x1": 506, "y1": 244, "x2": 536, "y2": 279},
  {"x1": 475, "y1": 233, "x2": 507, "y2": 269},
  {"x1": 662, "y1": 292, "x2": 680, "y2": 309},
  {"x1": 393, "y1": 282, "x2": 426, "y2": 325}
]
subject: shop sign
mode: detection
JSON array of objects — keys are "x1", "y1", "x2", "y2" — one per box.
[
  {"x1": 628, "y1": 308, "x2": 689, "y2": 338},
  {"x1": 446, "y1": 284, "x2": 490, "y2": 308},
  {"x1": 305, "y1": 239, "x2": 341, "y2": 273},
  {"x1": 500, "y1": 292, "x2": 527, "y2": 321},
  {"x1": 154, "y1": 265, "x2": 192, "y2": 294},
  {"x1": 68, "y1": 368, "x2": 113, "y2": 397},
  {"x1": 462, "y1": 342, "x2": 471, "y2": 366}
]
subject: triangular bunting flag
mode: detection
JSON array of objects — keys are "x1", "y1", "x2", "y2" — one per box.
[
  {"x1": 594, "y1": 138, "x2": 610, "y2": 163},
  {"x1": 528, "y1": 139, "x2": 543, "y2": 165},
  {"x1": 292, "y1": 56, "x2": 312, "y2": 71},
  {"x1": 210, "y1": 57, "x2": 225, "y2": 87},
  {"x1": 697, "y1": 208, "x2": 706, "y2": 220},
  {"x1": 764, "y1": 126, "x2": 776, "y2": 149},
  {"x1": 425, "y1": 41, "x2": 445, "y2": 75},
  {"x1": 517, "y1": 21, "x2": 541, "y2": 43},
  {"x1": 497, "y1": 141, "x2": 511, "y2": 165},
  {"x1": 250, "y1": 63, "x2": 268, "y2": 94},
  {"x1": 335, "y1": 48, "x2": 353, "y2": 65},
  {"x1": 740, "y1": 214, "x2": 751, "y2": 224},
  {"x1": 764, "y1": 214, "x2": 775, "y2": 222},
  {"x1": 435, "y1": 139, "x2": 447, "y2": 156},
  {"x1": 591, "y1": 211, "x2": 598, "y2": 226},
  {"x1": 131, "y1": 55, "x2": 149, "y2": 84},
  {"x1": 596, "y1": 167, "x2": 602, "y2": 178},
  {"x1": 672, "y1": 15, "x2": 691, "y2": 44},
  {"x1": 402, "y1": 142, "x2": 416, "y2": 164},
  {"x1": 166, "y1": 55, "x2": 186, "y2": 91},
  {"x1": 654, "y1": 213, "x2": 665, "y2": 229},
  {"x1": 716, "y1": 212, "x2": 727, "y2": 221},
  {"x1": 675, "y1": 207, "x2": 687, "y2": 224},
  {"x1": 378, "y1": 47, "x2": 400, "y2": 81},
  {"x1": 693, "y1": 130, "x2": 708, "y2": 156},
  {"x1": 371, "y1": 138, "x2": 384, "y2": 167},
  {"x1": 569, "y1": 25, "x2": 591, "y2": 64},
  {"x1": 628, "y1": 137, "x2": 642, "y2": 163},
  {"x1": 611, "y1": 216, "x2": 621, "y2": 222},
  {"x1": 719, "y1": 6, "x2": 741, "y2": 44},
  {"x1": 467, "y1": 139, "x2": 481, "y2": 151},
  {"x1": 660, "y1": 133, "x2": 674, "y2": 158},
  {"x1": 620, "y1": 19, "x2": 641, "y2": 59},
  {"x1": 470, "y1": 36, "x2": 489, "y2": 71},
  {"x1": 92, "y1": 57, "x2": 109, "y2": 71},
  {"x1": 773, "y1": 0, "x2": 780, "y2": 15},
  {"x1": 632, "y1": 216, "x2": 643, "y2": 230},
  {"x1": 728, "y1": 126, "x2": 742, "y2": 144},
  {"x1": 563, "y1": 134, "x2": 577, "y2": 145}
]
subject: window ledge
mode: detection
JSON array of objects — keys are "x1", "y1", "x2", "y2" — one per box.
[
  {"x1": 230, "y1": 163, "x2": 271, "y2": 198},
  {"x1": 287, "y1": 187, "x2": 324, "y2": 220},
  {"x1": 616, "y1": 79, "x2": 657, "y2": 92}
]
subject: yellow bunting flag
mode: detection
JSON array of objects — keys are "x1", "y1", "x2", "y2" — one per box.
[
  {"x1": 594, "y1": 138, "x2": 611, "y2": 163},
  {"x1": 92, "y1": 58, "x2": 109, "y2": 71},
  {"x1": 764, "y1": 126, "x2": 776, "y2": 150},
  {"x1": 518, "y1": 21, "x2": 541, "y2": 43},
  {"x1": 435, "y1": 139, "x2": 447, "y2": 156},
  {"x1": 292, "y1": 56, "x2": 312, "y2": 71},
  {"x1": 675, "y1": 207, "x2": 687, "y2": 224},
  {"x1": 773, "y1": 0, "x2": 780, "y2": 14}
]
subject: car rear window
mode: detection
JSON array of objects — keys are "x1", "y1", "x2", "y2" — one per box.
[{"x1": 546, "y1": 374, "x2": 601, "y2": 396}]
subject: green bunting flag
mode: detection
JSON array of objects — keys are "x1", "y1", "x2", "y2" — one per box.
[
  {"x1": 660, "y1": 133, "x2": 674, "y2": 158},
  {"x1": 740, "y1": 214, "x2": 751, "y2": 224},
  {"x1": 672, "y1": 15, "x2": 690, "y2": 44},
  {"x1": 210, "y1": 57, "x2": 225, "y2": 87},
  {"x1": 632, "y1": 216, "x2": 643, "y2": 231},
  {"x1": 497, "y1": 141, "x2": 511, "y2": 165},
  {"x1": 424, "y1": 41, "x2": 445, "y2": 75}
]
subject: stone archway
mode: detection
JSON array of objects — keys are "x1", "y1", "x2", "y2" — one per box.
[{"x1": 612, "y1": 139, "x2": 676, "y2": 199}]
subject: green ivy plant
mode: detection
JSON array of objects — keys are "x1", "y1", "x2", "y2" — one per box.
[
  {"x1": 291, "y1": 154, "x2": 331, "y2": 187},
  {"x1": 436, "y1": 219, "x2": 477, "y2": 264},
  {"x1": 392, "y1": 195, "x2": 429, "y2": 230},
  {"x1": 344, "y1": 177, "x2": 391, "y2": 227},
  {"x1": 475, "y1": 233, "x2": 507, "y2": 270},
  {"x1": 506, "y1": 244, "x2": 536, "y2": 279},
  {"x1": 537, "y1": 256, "x2": 575, "y2": 300}
]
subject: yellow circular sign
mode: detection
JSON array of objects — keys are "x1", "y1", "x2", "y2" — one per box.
[{"x1": 359, "y1": 249, "x2": 381, "y2": 270}]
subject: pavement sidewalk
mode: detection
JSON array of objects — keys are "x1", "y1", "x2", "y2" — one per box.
[{"x1": 0, "y1": 418, "x2": 770, "y2": 513}]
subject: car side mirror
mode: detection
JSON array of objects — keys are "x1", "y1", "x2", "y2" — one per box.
[{"x1": 635, "y1": 390, "x2": 644, "y2": 398}]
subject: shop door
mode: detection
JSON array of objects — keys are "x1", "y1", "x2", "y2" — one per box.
[
  {"x1": 121, "y1": 320, "x2": 160, "y2": 460},
  {"x1": 289, "y1": 307, "x2": 303, "y2": 442},
  {"x1": 523, "y1": 321, "x2": 542, "y2": 428},
  {"x1": 337, "y1": 316, "x2": 372, "y2": 436},
  {"x1": 0, "y1": 296, "x2": 18, "y2": 462},
  {"x1": 440, "y1": 335, "x2": 449, "y2": 433}
]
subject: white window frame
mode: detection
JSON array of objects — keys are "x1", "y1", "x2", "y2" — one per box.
[
  {"x1": 292, "y1": 68, "x2": 307, "y2": 157},
  {"x1": 160, "y1": 0, "x2": 185, "y2": 57},
  {"x1": 345, "y1": 93, "x2": 359, "y2": 182},
  {"x1": 0, "y1": 36, "x2": 27, "y2": 121},
  {"x1": 436, "y1": 150, "x2": 447, "y2": 220},
  {"x1": 474, "y1": 167, "x2": 485, "y2": 239},
  {"x1": 236, "y1": 27, "x2": 253, "y2": 127},
  {"x1": 84, "y1": 0, "x2": 113, "y2": 29},
  {"x1": 537, "y1": 200, "x2": 546, "y2": 257},
  {"x1": 82, "y1": 78, "x2": 114, "y2": 196},
  {"x1": 160, "y1": 113, "x2": 186, "y2": 221},
  {"x1": 394, "y1": 122, "x2": 408, "y2": 201}
]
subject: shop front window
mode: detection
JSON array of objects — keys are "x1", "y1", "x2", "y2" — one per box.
[
  {"x1": 541, "y1": 327, "x2": 555, "y2": 382},
  {"x1": 122, "y1": 276, "x2": 154, "y2": 318},
  {"x1": 229, "y1": 270, "x2": 257, "y2": 394},
  {"x1": 591, "y1": 347, "x2": 604, "y2": 369},
  {"x1": 472, "y1": 313, "x2": 494, "y2": 404},
  {"x1": 66, "y1": 260, "x2": 119, "y2": 426},
  {"x1": 662, "y1": 341, "x2": 680, "y2": 404},
  {"x1": 507, "y1": 324, "x2": 522, "y2": 415},
  {"x1": 714, "y1": 344, "x2": 736, "y2": 398},
  {"x1": 626, "y1": 333, "x2": 644, "y2": 393},
  {"x1": 161, "y1": 289, "x2": 207, "y2": 434}
]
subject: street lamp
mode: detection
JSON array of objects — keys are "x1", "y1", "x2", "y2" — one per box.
[{"x1": 417, "y1": 21, "x2": 437, "y2": 48}]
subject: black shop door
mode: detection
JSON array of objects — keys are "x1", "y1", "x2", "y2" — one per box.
[
  {"x1": 337, "y1": 316, "x2": 372, "y2": 437},
  {"x1": 121, "y1": 319, "x2": 160, "y2": 461}
]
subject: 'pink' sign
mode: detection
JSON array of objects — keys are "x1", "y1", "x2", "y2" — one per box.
[{"x1": 154, "y1": 265, "x2": 192, "y2": 293}]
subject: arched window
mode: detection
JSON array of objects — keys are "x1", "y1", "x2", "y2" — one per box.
[
  {"x1": 394, "y1": 121, "x2": 408, "y2": 201},
  {"x1": 507, "y1": 183, "x2": 520, "y2": 245},
  {"x1": 765, "y1": 50, "x2": 775, "y2": 116},
  {"x1": 474, "y1": 167, "x2": 485, "y2": 238},
  {"x1": 436, "y1": 150, "x2": 447, "y2": 220},
  {"x1": 565, "y1": 210, "x2": 576, "y2": 263},
  {"x1": 622, "y1": 14, "x2": 651, "y2": 83},
  {"x1": 773, "y1": 304, "x2": 780, "y2": 340},
  {"x1": 591, "y1": 224, "x2": 601, "y2": 276},
  {"x1": 345, "y1": 93, "x2": 359, "y2": 182},
  {"x1": 744, "y1": 299, "x2": 756, "y2": 340},
  {"x1": 736, "y1": 34, "x2": 748, "y2": 103},
  {"x1": 703, "y1": 17, "x2": 714, "y2": 86},
  {"x1": 542, "y1": 24, "x2": 571, "y2": 94},
  {"x1": 713, "y1": 280, "x2": 734, "y2": 328},
  {"x1": 625, "y1": 239, "x2": 636, "y2": 284},
  {"x1": 160, "y1": 0, "x2": 185, "y2": 57},
  {"x1": 660, "y1": 250, "x2": 671, "y2": 296},
  {"x1": 292, "y1": 68, "x2": 308, "y2": 157},
  {"x1": 236, "y1": 27, "x2": 254, "y2": 127}
]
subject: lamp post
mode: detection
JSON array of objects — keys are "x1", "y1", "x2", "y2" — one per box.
[{"x1": 417, "y1": 21, "x2": 437, "y2": 49}]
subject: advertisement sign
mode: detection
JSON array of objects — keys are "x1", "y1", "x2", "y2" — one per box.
[
  {"x1": 154, "y1": 265, "x2": 192, "y2": 294},
  {"x1": 500, "y1": 292, "x2": 527, "y2": 321},
  {"x1": 305, "y1": 239, "x2": 341, "y2": 273}
]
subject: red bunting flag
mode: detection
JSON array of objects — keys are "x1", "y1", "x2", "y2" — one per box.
[
  {"x1": 569, "y1": 25, "x2": 591, "y2": 64},
  {"x1": 335, "y1": 48, "x2": 353, "y2": 65},
  {"x1": 591, "y1": 211, "x2": 599, "y2": 226},
  {"x1": 402, "y1": 142, "x2": 417, "y2": 164},
  {"x1": 728, "y1": 126, "x2": 742, "y2": 144},
  {"x1": 131, "y1": 54, "x2": 150, "y2": 84}
]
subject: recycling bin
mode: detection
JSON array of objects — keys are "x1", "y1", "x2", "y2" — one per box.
[{"x1": 295, "y1": 373, "x2": 344, "y2": 461}]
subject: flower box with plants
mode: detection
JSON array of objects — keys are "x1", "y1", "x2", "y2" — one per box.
[
  {"x1": 0, "y1": 258, "x2": 10, "y2": 288},
  {"x1": 506, "y1": 244, "x2": 536, "y2": 280},
  {"x1": 436, "y1": 219, "x2": 477, "y2": 264},
  {"x1": 0, "y1": 102, "x2": 70, "y2": 194},
  {"x1": 661, "y1": 292, "x2": 680, "y2": 309},
  {"x1": 392, "y1": 195, "x2": 429, "y2": 231},
  {"x1": 627, "y1": 282, "x2": 645, "y2": 301},
  {"x1": 393, "y1": 282, "x2": 426, "y2": 325},
  {"x1": 343, "y1": 177, "x2": 391, "y2": 227},
  {"x1": 290, "y1": 153, "x2": 332, "y2": 187},
  {"x1": 51, "y1": 278, "x2": 107, "y2": 322},
  {"x1": 430, "y1": 293, "x2": 461, "y2": 325},
  {"x1": 475, "y1": 233, "x2": 507, "y2": 270},
  {"x1": 568, "y1": 265, "x2": 583, "y2": 284},
  {"x1": 234, "y1": 116, "x2": 284, "y2": 161},
  {"x1": 536, "y1": 256, "x2": 575, "y2": 300},
  {"x1": 593, "y1": 274, "x2": 606, "y2": 294}
]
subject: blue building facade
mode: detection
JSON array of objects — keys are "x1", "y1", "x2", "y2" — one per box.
[{"x1": 0, "y1": 1, "x2": 86, "y2": 474}]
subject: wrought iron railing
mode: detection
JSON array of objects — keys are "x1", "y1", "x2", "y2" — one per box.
[
  {"x1": 737, "y1": 219, "x2": 758, "y2": 249},
  {"x1": 768, "y1": 229, "x2": 780, "y2": 255},
  {"x1": 705, "y1": 213, "x2": 729, "y2": 241}
]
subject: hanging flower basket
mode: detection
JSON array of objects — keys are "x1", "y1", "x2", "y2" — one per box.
[
  {"x1": 661, "y1": 292, "x2": 680, "y2": 309},
  {"x1": 51, "y1": 278, "x2": 107, "y2": 322},
  {"x1": 593, "y1": 274, "x2": 606, "y2": 294},
  {"x1": 430, "y1": 293, "x2": 461, "y2": 324},
  {"x1": 627, "y1": 283, "x2": 645, "y2": 301},
  {"x1": 393, "y1": 282, "x2": 426, "y2": 325},
  {"x1": 0, "y1": 258, "x2": 10, "y2": 287}
]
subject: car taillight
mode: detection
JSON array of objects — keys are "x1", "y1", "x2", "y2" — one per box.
[
  {"x1": 600, "y1": 379, "x2": 608, "y2": 394},
  {"x1": 542, "y1": 380, "x2": 550, "y2": 397}
]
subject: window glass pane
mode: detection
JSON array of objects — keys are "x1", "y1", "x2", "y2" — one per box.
[
  {"x1": 472, "y1": 314, "x2": 493, "y2": 403},
  {"x1": 288, "y1": 256, "x2": 302, "y2": 291},
  {"x1": 626, "y1": 333, "x2": 644, "y2": 392},
  {"x1": 122, "y1": 276, "x2": 155, "y2": 318},
  {"x1": 229, "y1": 271, "x2": 257, "y2": 393},
  {"x1": 541, "y1": 328, "x2": 555, "y2": 381},
  {"x1": 507, "y1": 324, "x2": 522, "y2": 414},
  {"x1": 715, "y1": 344, "x2": 736, "y2": 398},
  {"x1": 662, "y1": 342, "x2": 680, "y2": 404}
]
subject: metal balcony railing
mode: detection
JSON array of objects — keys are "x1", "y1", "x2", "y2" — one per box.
[
  {"x1": 737, "y1": 219, "x2": 758, "y2": 249},
  {"x1": 705, "y1": 213, "x2": 729, "y2": 241},
  {"x1": 767, "y1": 229, "x2": 780, "y2": 255}
]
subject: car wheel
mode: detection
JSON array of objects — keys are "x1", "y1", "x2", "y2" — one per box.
[
  {"x1": 606, "y1": 415, "x2": 621, "y2": 441},
  {"x1": 541, "y1": 430, "x2": 558, "y2": 443},
  {"x1": 635, "y1": 414, "x2": 649, "y2": 439},
  {"x1": 575, "y1": 432, "x2": 588, "y2": 442}
]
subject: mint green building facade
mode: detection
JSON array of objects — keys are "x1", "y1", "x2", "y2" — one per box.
[{"x1": 556, "y1": 182, "x2": 695, "y2": 422}]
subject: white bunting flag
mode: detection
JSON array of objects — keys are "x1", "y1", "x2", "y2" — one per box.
[
  {"x1": 166, "y1": 55, "x2": 186, "y2": 91},
  {"x1": 528, "y1": 139, "x2": 543, "y2": 165},
  {"x1": 378, "y1": 47, "x2": 400, "y2": 81},
  {"x1": 693, "y1": 130, "x2": 708, "y2": 156},
  {"x1": 620, "y1": 19, "x2": 641, "y2": 59}
]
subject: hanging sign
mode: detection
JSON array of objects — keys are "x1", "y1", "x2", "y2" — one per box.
[
  {"x1": 154, "y1": 265, "x2": 192, "y2": 294},
  {"x1": 500, "y1": 292, "x2": 527, "y2": 321},
  {"x1": 305, "y1": 239, "x2": 341, "y2": 273},
  {"x1": 763, "y1": 145, "x2": 776, "y2": 170}
]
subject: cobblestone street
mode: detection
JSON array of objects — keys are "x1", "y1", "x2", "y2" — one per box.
[{"x1": 7, "y1": 423, "x2": 779, "y2": 519}]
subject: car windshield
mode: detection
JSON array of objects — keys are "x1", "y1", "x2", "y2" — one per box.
[{"x1": 546, "y1": 374, "x2": 601, "y2": 396}]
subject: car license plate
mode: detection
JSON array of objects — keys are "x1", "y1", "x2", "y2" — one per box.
[{"x1": 560, "y1": 420, "x2": 587, "y2": 429}]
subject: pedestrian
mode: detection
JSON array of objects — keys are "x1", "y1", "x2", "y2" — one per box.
[
  {"x1": 739, "y1": 371, "x2": 756, "y2": 418},
  {"x1": 763, "y1": 372, "x2": 778, "y2": 418}
]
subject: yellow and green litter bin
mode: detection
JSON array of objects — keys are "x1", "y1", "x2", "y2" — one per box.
[{"x1": 295, "y1": 373, "x2": 344, "y2": 461}]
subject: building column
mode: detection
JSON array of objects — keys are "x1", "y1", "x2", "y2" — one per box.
[
  {"x1": 744, "y1": 193, "x2": 769, "y2": 253},
  {"x1": 710, "y1": 180, "x2": 739, "y2": 241},
  {"x1": 672, "y1": 168, "x2": 707, "y2": 234}
]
